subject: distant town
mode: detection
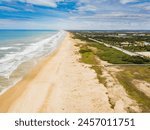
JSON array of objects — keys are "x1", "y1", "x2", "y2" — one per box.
[{"x1": 74, "y1": 31, "x2": 150, "y2": 58}]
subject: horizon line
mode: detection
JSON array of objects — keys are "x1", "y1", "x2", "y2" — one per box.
[{"x1": 0, "y1": 29, "x2": 150, "y2": 31}]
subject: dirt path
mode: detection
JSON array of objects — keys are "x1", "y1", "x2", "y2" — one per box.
[{"x1": 99, "y1": 60, "x2": 141, "y2": 112}]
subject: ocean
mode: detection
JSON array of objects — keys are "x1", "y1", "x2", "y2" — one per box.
[{"x1": 0, "y1": 30, "x2": 66, "y2": 93}]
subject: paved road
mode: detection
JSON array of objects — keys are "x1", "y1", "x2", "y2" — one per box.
[
  {"x1": 89, "y1": 38, "x2": 140, "y2": 56},
  {"x1": 76, "y1": 33, "x2": 147, "y2": 57}
]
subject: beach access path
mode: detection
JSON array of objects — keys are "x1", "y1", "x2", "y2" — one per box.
[{"x1": 0, "y1": 33, "x2": 113, "y2": 113}]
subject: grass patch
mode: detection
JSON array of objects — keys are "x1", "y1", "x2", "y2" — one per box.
[
  {"x1": 72, "y1": 33, "x2": 92, "y2": 42},
  {"x1": 79, "y1": 44, "x2": 105, "y2": 84},
  {"x1": 122, "y1": 66, "x2": 150, "y2": 83},
  {"x1": 89, "y1": 43, "x2": 150, "y2": 64},
  {"x1": 79, "y1": 45, "x2": 97, "y2": 64},
  {"x1": 123, "y1": 46, "x2": 150, "y2": 52},
  {"x1": 73, "y1": 32, "x2": 150, "y2": 112},
  {"x1": 91, "y1": 43, "x2": 131, "y2": 64},
  {"x1": 72, "y1": 32, "x2": 150, "y2": 64},
  {"x1": 91, "y1": 65, "x2": 106, "y2": 84},
  {"x1": 117, "y1": 67, "x2": 150, "y2": 112}
]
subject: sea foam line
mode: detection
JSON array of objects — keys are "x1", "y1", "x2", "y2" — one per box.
[
  {"x1": 0, "y1": 30, "x2": 66, "y2": 78},
  {"x1": 0, "y1": 31, "x2": 66, "y2": 95}
]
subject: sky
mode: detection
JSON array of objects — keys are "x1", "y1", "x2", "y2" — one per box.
[{"x1": 0, "y1": 0, "x2": 150, "y2": 30}]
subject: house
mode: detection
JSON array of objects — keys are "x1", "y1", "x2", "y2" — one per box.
[
  {"x1": 144, "y1": 42, "x2": 150, "y2": 46},
  {"x1": 118, "y1": 34, "x2": 127, "y2": 37},
  {"x1": 120, "y1": 42, "x2": 130, "y2": 47}
]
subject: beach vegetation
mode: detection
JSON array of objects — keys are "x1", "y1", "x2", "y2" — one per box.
[
  {"x1": 72, "y1": 32, "x2": 150, "y2": 64},
  {"x1": 79, "y1": 44, "x2": 105, "y2": 84},
  {"x1": 117, "y1": 66, "x2": 150, "y2": 112},
  {"x1": 73, "y1": 32, "x2": 150, "y2": 112}
]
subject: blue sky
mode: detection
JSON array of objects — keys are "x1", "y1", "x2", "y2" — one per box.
[{"x1": 0, "y1": 0, "x2": 150, "y2": 30}]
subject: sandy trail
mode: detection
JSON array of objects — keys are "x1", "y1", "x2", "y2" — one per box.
[
  {"x1": 0, "y1": 33, "x2": 113, "y2": 113},
  {"x1": 132, "y1": 79, "x2": 150, "y2": 98},
  {"x1": 99, "y1": 61, "x2": 140, "y2": 112}
]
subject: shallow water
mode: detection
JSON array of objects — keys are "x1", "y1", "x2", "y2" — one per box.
[{"x1": 0, "y1": 30, "x2": 66, "y2": 93}]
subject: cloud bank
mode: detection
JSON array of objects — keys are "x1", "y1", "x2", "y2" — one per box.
[{"x1": 0, "y1": 0, "x2": 149, "y2": 30}]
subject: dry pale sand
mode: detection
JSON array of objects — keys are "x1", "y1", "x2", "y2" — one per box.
[
  {"x1": 0, "y1": 33, "x2": 113, "y2": 113},
  {"x1": 100, "y1": 63, "x2": 140, "y2": 112},
  {"x1": 132, "y1": 79, "x2": 150, "y2": 98},
  {"x1": 88, "y1": 47, "x2": 141, "y2": 112}
]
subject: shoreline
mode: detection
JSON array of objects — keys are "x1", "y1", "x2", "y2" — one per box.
[
  {"x1": 0, "y1": 32, "x2": 114, "y2": 113},
  {"x1": 0, "y1": 32, "x2": 144, "y2": 113},
  {"x1": 0, "y1": 33, "x2": 66, "y2": 112},
  {"x1": 0, "y1": 31, "x2": 66, "y2": 96}
]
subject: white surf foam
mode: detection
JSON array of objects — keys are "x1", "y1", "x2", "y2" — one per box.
[
  {"x1": 0, "y1": 30, "x2": 66, "y2": 79},
  {"x1": 0, "y1": 47, "x2": 14, "y2": 50}
]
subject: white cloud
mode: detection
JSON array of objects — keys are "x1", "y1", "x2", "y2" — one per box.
[
  {"x1": 78, "y1": 5, "x2": 97, "y2": 12},
  {"x1": 0, "y1": 18, "x2": 138, "y2": 30},
  {"x1": 69, "y1": 12, "x2": 150, "y2": 21},
  {"x1": 0, "y1": 0, "x2": 149, "y2": 30},
  {"x1": 132, "y1": 2, "x2": 150, "y2": 11},
  {"x1": 119, "y1": 0, "x2": 138, "y2": 4},
  {"x1": 0, "y1": 6, "x2": 18, "y2": 11},
  {"x1": 53, "y1": 18, "x2": 150, "y2": 30},
  {"x1": 144, "y1": 6, "x2": 150, "y2": 10},
  {"x1": 78, "y1": 0, "x2": 106, "y2": 4},
  {"x1": 21, "y1": 0, "x2": 63, "y2": 7},
  {"x1": 1, "y1": 0, "x2": 64, "y2": 7}
]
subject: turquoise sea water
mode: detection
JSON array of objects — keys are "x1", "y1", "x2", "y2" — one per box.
[
  {"x1": 0, "y1": 30, "x2": 57, "y2": 59},
  {"x1": 0, "y1": 30, "x2": 57, "y2": 43},
  {"x1": 0, "y1": 30, "x2": 65, "y2": 93}
]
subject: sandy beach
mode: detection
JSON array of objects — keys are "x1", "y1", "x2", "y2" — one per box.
[
  {"x1": 0, "y1": 32, "x2": 144, "y2": 113},
  {"x1": 0, "y1": 33, "x2": 114, "y2": 113}
]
